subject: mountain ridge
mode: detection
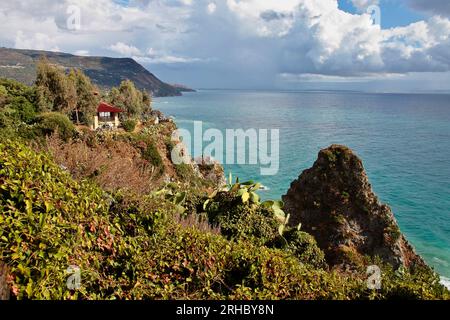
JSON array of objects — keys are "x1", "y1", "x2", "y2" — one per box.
[{"x1": 0, "y1": 47, "x2": 189, "y2": 97}]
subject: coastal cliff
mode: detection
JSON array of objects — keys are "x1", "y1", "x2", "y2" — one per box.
[
  {"x1": 283, "y1": 145, "x2": 426, "y2": 272},
  {"x1": 0, "y1": 77, "x2": 448, "y2": 299}
]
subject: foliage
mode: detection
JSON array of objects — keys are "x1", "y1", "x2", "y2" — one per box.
[
  {"x1": 175, "y1": 163, "x2": 193, "y2": 180},
  {"x1": 204, "y1": 191, "x2": 280, "y2": 246},
  {"x1": 0, "y1": 78, "x2": 36, "y2": 104},
  {"x1": 142, "y1": 141, "x2": 163, "y2": 168},
  {"x1": 35, "y1": 58, "x2": 98, "y2": 126},
  {"x1": 277, "y1": 229, "x2": 327, "y2": 269},
  {"x1": 35, "y1": 57, "x2": 76, "y2": 114},
  {"x1": 7, "y1": 96, "x2": 37, "y2": 124},
  {"x1": 261, "y1": 200, "x2": 292, "y2": 237},
  {"x1": 0, "y1": 141, "x2": 448, "y2": 300},
  {"x1": 153, "y1": 183, "x2": 187, "y2": 215},
  {"x1": 122, "y1": 119, "x2": 137, "y2": 132},
  {"x1": 67, "y1": 69, "x2": 99, "y2": 125},
  {"x1": 107, "y1": 80, "x2": 151, "y2": 119},
  {"x1": 34, "y1": 112, "x2": 76, "y2": 141},
  {"x1": 0, "y1": 78, "x2": 38, "y2": 124},
  {"x1": 0, "y1": 85, "x2": 7, "y2": 97}
]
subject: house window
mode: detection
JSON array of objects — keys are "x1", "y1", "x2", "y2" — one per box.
[{"x1": 99, "y1": 112, "x2": 111, "y2": 118}]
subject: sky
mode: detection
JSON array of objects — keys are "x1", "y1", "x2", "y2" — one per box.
[{"x1": 1, "y1": 0, "x2": 450, "y2": 92}]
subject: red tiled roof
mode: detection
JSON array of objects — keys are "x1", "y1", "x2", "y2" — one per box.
[{"x1": 97, "y1": 102, "x2": 124, "y2": 113}]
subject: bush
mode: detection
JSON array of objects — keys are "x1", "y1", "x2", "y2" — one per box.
[
  {"x1": 0, "y1": 78, "x2": 36, "y2": 103},
  {"x1": 0, "y1": 110, "x2": 13, "y2": 128},
  {"x1": 205, "y1": 191, "x2": 279, "y2": 246},
  {"x1": 204, "y1": 190, "x2": 327, "y2": 268},
  {"x1": 0, "y1": 141, "x2": 112, "y2": 299},
  {"x1": 0, "y1": 141, "x2": 448, "y2": 300},
  {"x1": 142, "y1": 142, "x2": 163, "y2": 168},
  {"x1": 0, "y1": 78, "x2": 38, "y2": 124},
  {"x1": 281, "y1": 229, "x2": 327, "y2": 269},
  {"x1": 34, "y1": 112, "x2": 76, "y2": 141},
  {"x1": 8, "y1": 96, "x2": 37, "y2": 123},
  {"x1": 0, "y1": 85, "x2": 7, "y2": 97},
  {"x1": 122, "y1": 119, "x2": 137, "y2": 132}
]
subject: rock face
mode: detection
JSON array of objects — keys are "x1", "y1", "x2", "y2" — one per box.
[{"x1": 283, "y1": 145, "x2": 426, "y2": 271}]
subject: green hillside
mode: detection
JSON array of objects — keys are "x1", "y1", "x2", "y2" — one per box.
[{"x1": 0, "y1": 48, "x2": 185, "y2": 97}]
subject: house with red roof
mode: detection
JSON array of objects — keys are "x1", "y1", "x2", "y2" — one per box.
[{"x1": 94, "y1": 102, "x2": 124, "y2": 130}]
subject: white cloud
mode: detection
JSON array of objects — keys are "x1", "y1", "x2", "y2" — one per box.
[
  {"x1": 134, "y1": 55, "x2": 201, "y2": 64},
  {"x1": 133, "y1": 48, "x2": 203, "y2": 64},
  {"x1": 207, "y1": 2, "x2": 217, "y2": 14},
  {"x1": 14, "y1": 31, "x2": 60, "y2": 51},
  {"x1": 0, "y1": 0, "x2": 450, "y2": 89},
  {"x1": 108, "y1": 42, "x2": 142, "y2": 56},
  {"x1": 74, "y1": 50, "x2": 90, "y2": 56},
  {"x1": 350, "y1": 0, "x2": 379, "y2": 11}
]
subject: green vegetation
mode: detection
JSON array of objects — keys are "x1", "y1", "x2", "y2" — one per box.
[
  {"x1": 35, "y1": 57, "x2": 99, "y2": 125},
  {"x1": 142, "y1": 142, "x2": 163, "y2": 168},
  {"x1": 0, "y1": 73, "x2": 448, "y2": 301},
  {"x1": 0, "y1": 141, "x2": 448, "y2": 300},
  {"x1": 34, "y1": 112, "x2": 76, "y2": 141},
  {"x1": 122, "y1": 119, "x2": 137, "y2": 132},
  {"x1": 107, "y1": 80, "x2": 151, "y2": 120},
  {"x1": 0, "y1": 78, "x2": 38, "y2": 125},
  {"x1": 0, "y1": 48, "x2": 183, "y2": 97},
  {"x1": 68, "y1": 69, "x2": 99, "y2": 125}
]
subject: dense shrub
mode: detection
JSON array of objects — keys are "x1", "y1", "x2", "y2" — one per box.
[
  {"x1": 8, "y1": 96, "x2": 37, "y2": 123},
  {"x1": 0, "y1": 141, "x2": 448, "y2": 300},
  {"x1": 0, "y1": 84, "x2": 7, "y2": 97},
  {"x1": 203, "y1": 189, "x2": 328, "y2": 270},
  {"x1": 0, "y1": 141, "x2": 113, "y2": 299},
  {"x1": 174, "y1": 163, "x2": 189, "y2": 179},
  {"x1": 281, "y1": 229, "x2": 327, "y2": 269},
  {"x1": 122, "y1": 119, "x2": 137, "y2": 132},
  {"x1": 0, "y1": 78, "x2": 38, "y2": 125},
  {"x1": 0, "y1": 78, "x2": 36, "y2": 103},
  {"x1": 0, "y1": 110, "x2": 13, "y2": 128},
  {"x1": 142, "y1": 142, "x2": 163, "y2": 168},
  {"x1": 34, "y1": 112, "x2": 76, "y2": 141},
  {"x1": 205, "y1": 191, "x2": 279, "y2": 246}
]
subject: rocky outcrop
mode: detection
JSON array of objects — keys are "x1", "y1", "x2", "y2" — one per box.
[
  {"x1": 283, "y1": 145, "x2": 426, "y2": 271},
  {"x1": 194, "y1": 156, "x2": 227, "y2": 188}
]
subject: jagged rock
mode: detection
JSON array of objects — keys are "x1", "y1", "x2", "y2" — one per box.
[
  {"x1": 283, "y1": 145, "x2": 426, "y2": 271},
  {"x1": 195, "y1": 156, "x2": 227, "y2": 188}
]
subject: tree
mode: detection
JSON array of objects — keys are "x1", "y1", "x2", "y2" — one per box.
[
  {"x1": 107, "y1": 80, "x2": 152, "y2": 119},
  {"x1": 35, "y1": 58, "x2": 98, "y2": 126},
  {"x1": 68, "y1": 69, "x2": 99, "y2": 125},
  {"x1": 142, "y1": 90, "x2": 152, "y2": 114},
  {"x1": 35, "y1": 57, "x2": 76, "y2": 114}
]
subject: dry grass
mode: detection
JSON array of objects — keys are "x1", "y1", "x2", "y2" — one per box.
[{"x1": 42, "y1": 133, "x2": 162, "y2": 194}]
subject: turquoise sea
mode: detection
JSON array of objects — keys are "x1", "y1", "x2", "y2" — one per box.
[{"x1": 154, "y1": 89, "x2": 450, "y2": 283}]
